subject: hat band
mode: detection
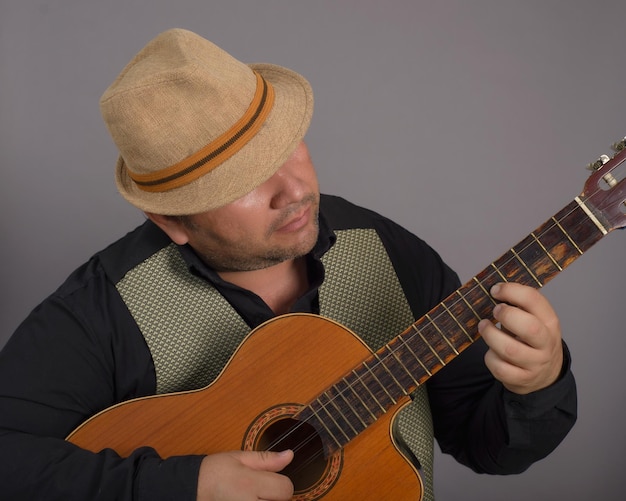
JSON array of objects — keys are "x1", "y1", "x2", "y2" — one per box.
[{"x1": 128, "y1": 71, "x2": 275, "y2": 193}]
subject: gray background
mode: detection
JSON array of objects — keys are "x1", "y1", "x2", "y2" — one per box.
[{"x1": 2, "y1": 1, "x2": 625, "y2": 500}]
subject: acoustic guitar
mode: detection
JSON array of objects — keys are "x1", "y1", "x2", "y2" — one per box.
[{"x1": 68, "y1": 139, "x2": 626, "y2": 500}]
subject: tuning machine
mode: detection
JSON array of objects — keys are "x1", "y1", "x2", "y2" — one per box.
[
  {"x1": 586, "y1": 154, "x2": 610, "y2": 172},
  {"x1": 585, "y1": 137, "x2": 626, "y2": 188},
  {"x1": 611, "y1": 137, "x2": 626, "y2": 152}
]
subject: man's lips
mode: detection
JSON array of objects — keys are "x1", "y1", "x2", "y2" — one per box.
[{"x1": 275, "y1": 206, "x2": 311, "y2": 233}]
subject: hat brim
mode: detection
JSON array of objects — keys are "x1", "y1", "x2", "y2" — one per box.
[{"x1": 114, "y1": 63, "x2": 313, "y2": 215}]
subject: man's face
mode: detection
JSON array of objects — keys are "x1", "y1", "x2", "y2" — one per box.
[{"x1": 177, "y1": 141, "x2": 320, "y2": 272}]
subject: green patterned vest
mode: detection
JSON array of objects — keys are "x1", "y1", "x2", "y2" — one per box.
[{"x1": 116, "y1": 228, "x2": 435, "y2": 501}]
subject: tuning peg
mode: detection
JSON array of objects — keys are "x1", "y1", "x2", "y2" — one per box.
[
  {"x1": 587, "y1": 137, "x2": 626, "y2": 171},
  {"x1": 586, "y1": 154, "x2": 610, "y2": 172},
  {"x1": 611, "y1": 137, "x2": 626, "y2": 152}
]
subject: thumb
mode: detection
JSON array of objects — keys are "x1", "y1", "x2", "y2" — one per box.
[{"x1": 238, "y1": 449, "x2": 294, "y2": 472}]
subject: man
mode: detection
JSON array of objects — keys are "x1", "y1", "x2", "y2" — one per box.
[{"x1": 0, "y1": 28, "x2": 576, "y2": 500}]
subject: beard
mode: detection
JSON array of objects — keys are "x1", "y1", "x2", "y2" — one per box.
[
  {"x1": 190, "y1": 195, "x2": 320, "y2": 273},
  {"x1": 199, "y1": 220, "x2": 319, "y2": 272}
]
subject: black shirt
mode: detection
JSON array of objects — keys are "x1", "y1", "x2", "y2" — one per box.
[{"x1": 0, "y1": 194, "x2": 576, "y2": 500}]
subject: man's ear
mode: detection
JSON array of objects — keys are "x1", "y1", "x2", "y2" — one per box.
[{"x1": 145, "y1": 212, "x2": 190, "y2": 245}]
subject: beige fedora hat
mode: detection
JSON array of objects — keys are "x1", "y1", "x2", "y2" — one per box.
[{"x1": 100, "y1": 28, "x2": 313, "y2": 215}]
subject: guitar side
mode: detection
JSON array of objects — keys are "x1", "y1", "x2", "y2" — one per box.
[{"x1": 67, "y1": 314, "x2": 423, "y2": 500}]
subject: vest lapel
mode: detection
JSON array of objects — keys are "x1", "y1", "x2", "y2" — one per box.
[{"x1": 116, "y1": 243, "x2": 250, "y2": 394}]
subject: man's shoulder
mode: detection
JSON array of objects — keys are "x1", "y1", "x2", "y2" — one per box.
[
  {"x1": 53, "y1": 220, "x2": 172, "y2": 300},
  {"x1": 96, "y1": 220, "x2": 172, "y2": 283}
]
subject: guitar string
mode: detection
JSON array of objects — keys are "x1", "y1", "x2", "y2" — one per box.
[
  {"x1": 260, "y1": 193, "x2": 600, "y2": 463},
  {"x1": 267, "y1": 186, "x2": 623, "y2": 479},
  {"x1": 259, "y1": 180, "x2": 619, "y2": 474},
  {"x1": 282, "y1": 180, "x2": 625, "y2": 480}
]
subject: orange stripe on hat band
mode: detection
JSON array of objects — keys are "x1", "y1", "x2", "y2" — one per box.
[{"x1": 129, "y1": 72, "x2": 275, "y2": 192}]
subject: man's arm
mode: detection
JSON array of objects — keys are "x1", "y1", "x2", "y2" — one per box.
[
  {"x1": 0, "y1": 269, "x2": 203, "y2": 500},
  {"x1": 0, "y1": 263, "x2": 297, "y2": 500},
  {"x1": 427, "y1": 328, "x2": 576, "y2": 474}
]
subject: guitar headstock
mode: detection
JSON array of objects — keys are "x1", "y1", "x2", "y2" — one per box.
[{"x1": 583, "y1": 138, "x2": 626, "y2": 232}]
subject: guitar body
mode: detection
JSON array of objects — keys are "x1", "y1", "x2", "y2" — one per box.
[{"x1": 68, "y1": 314, "x2": 423, "y2": 500}]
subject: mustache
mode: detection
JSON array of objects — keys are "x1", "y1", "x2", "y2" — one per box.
[{"x1": 268, "y1": 193, "x2": 319, "y2": 234}]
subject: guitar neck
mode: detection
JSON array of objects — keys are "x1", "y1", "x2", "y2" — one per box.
[
  {"x1": 299, "y1": 196, "x2": 608, "y2": 452},
  {"x1": 395, "y1": 196, "x2": 607, "y2": 384}
]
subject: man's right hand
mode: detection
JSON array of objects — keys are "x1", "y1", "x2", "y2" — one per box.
[{"x1": 197, "y1": 450, "x2": 294, "y2": 500}]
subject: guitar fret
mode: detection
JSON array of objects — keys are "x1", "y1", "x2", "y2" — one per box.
[
  {"x1": 456, "y1": 289, "x2": 482, "y2": 324},
  {"x1": 386, "y1": 343, "x2": 425, "y2": 384},
  {"x1": 386, "y1": 332, "x2": 431, "y2": 385},
  {"x1": 510, "y1": 247, "x2": 543, "y2": 287},
  {"x1": 354, "y1": 362, "x2": 395, "y2": 409},
  {"x1": 531, "y1": 232, "x2": 563, "y2": 271},
  {"x1": 309, "y1": 404, "x2": 343, "y2": 449},
  {"x1": 398, "y1": 333, "x2": 426, "y2": 372},
  {"x1": 327, "y1": 382, "x2": 367, "y2": 434},
  {"x1": 551, "y1": 216, "x2": 584, "y2": 255},
  {"x1": 363, "y1": 357, "x2": 398, "y2": 404},
  {"x1": 339, "y1": 377, "x2": 376, "y2": 423},
  {"x1": 392, "y1": 334, "x2": 432, "y2": 376},
  {"x1": 514, "y1": 233, "x2": 564, "y2": 286},
  {"x1": 371, "y1": 352, "x2": 407, "y2": 397},
  {"x1": 351, "y1": 370, "x2": 386, "y2": 413},
  {"x1": 472, "y1": 277, "x2": 497, "y2": 306},
  {"x1": 490, "y1": 263, "x2": 508, "y2": 282},
  {"x1": 420, "y1": 314, "x2": 447, "y2": 365},
  {"x1": 396, "y1": 334, "x2": 428, "y2": 382},
  {"x1": 438, "y1": 304, "x2": 463, "y2": 355},
  {"x1": 534, "y1": 216, "x2": 578, "y2": 270},
  {"x1": 325, "y1": 392, "x2": 360, "y2": 436},
  {"x1": 410, "y1": 312, "x2": 458, "y2": 369},
  {"x1": 443, "y1": 294, "x2": 480, "y2": 346},
  {"x1": 560, "y1": 201, "x2": 607, "y2": 254},
  {"x1": 316, "y1": 394, "x2": 353, "y2": 442},
  {"x1": 461, "y1": 279, "x2": 496, "y2": 323},
  {"x1": 490, "y1": 251, "x2": 531, "y2": 289}
]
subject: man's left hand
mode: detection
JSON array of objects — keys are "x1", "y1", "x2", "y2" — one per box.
[{"x1": 478, "y1": 282, "x2": 564, "y2": 395}]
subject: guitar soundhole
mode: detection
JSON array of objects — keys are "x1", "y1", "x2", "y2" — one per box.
[{"x1": 244, "y1": 405, "x2": 342, "y2": 499}]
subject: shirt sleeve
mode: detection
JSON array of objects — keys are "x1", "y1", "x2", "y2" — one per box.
[
  {"x1": 427, "y1": 338, "x2": 576, "y2": 474},
  {"x1": 0, "y1": 259, "x2": 204, "y2": 500}
]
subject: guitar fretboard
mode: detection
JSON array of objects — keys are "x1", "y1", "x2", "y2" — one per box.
[{"x1": 297, "y1": 198, "x2": 605, "y2": 452}]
